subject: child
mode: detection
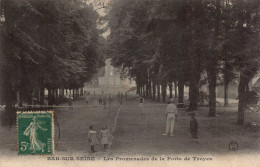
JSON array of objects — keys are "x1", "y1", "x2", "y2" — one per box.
[
  {"x1": 99, "y1": 124, "x2": 110, "y2": 151},
  {"x1": 189, "y1": 112, "x2": 199, "y2": 144},
  {"x1": 88, "y1": 125, "x2": 98, "y2": 153}
]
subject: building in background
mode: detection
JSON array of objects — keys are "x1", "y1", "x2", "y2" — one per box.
[{"x1": 84, "y1": 59, "x2": 135, "y2": 95}]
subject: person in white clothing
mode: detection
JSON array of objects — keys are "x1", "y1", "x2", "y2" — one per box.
[{"x1": 162, "y1": 98, "x2": 178, "y2": 136}]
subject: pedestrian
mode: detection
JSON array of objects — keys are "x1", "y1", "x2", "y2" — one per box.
[
  {"x1": 103, "y1": 97, "x2": 106, "y2": 109},
  {"x1": 32, "y1": 97, "x2": 37, "y2": 106},
  {"x1": 88, "y1": 125, "x2": 98, "y2": 153},
  {"x1": 99, "y1": 124, "x2": 110, "y2": 151},
  {"x1": 117, "y1": 92, "x2": 121, "y2": 105},
  {"x1": 68, "y1": 95, "x2": 73, "y2": 110},
  {"x1": 125, "y1": 92, "x2": 127, "y2": 99},
  {"x1": 162, "y1": 98, "x2": 178, "y2": 136},
  {"x1": 85, "y1": 94, "x2": 89, "y2": 104},
  {"x1": 120, "y1": 93, "x2": 123, "y2": 105},
  {"x1": 99, "y1": 96, "x2": 102, "y2": 106},
  {"x1": 189, "y1": 112, "x2": 200, "y2": 144},
  {"x1": 108, "y1": 93, "x2": 112, "y2": 105},
  {"x1": 138, "y1": 95, "x2": 144, "y2": 114}
]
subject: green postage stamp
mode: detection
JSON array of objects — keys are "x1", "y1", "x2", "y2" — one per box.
[{"x1": 17, "y1": 111, "x2": 54, "y2": 155}]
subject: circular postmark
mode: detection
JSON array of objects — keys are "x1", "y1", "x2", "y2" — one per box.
[{"x1": 229, "y1": 141, "x2": 239, "y2": 151}]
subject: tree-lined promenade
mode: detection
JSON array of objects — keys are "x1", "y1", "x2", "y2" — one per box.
[
  {"x1": 0, "y1": 0, "x2": 106, "y2": 125},
  {"x1": 107, "y1": 0, "x2": 260, "y2": 124},
  {"x1": 0, "y1": 0, "x2": 259, "y2": 127}
]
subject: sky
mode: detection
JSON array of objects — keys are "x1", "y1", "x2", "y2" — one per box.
[{"x1": 86, "y1": 0, "x2": 111, "y2": 38}]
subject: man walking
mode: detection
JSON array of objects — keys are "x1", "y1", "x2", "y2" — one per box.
[{"x1": 162, "y1": 98, "x2": 178, "y2": 136}]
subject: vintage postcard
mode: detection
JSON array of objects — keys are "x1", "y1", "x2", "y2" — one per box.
[{"x1": 0, "y1": 0, "x2": 260, "y2": 167}]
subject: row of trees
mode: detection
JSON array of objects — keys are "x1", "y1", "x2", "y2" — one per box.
[
  {"x1": 107, "y1": 0, "x2": 260, "y2": 124},
  {"x1": 0, "y1": 0, "x2": 105, "y2": 124}
]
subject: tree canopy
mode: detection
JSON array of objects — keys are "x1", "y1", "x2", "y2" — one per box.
[
  {"x1": 107, "y1": 0, "x2": 260, "y2": 124},
  {"x1": 0, "y1": 0, "x2": 106, "y2": 124}
]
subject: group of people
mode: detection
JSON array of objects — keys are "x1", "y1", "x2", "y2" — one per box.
[
  {"x1": 73, "y1": 92, "x2": 199, "y2": 153},
  {"x1": 162, "y1": 98, "x2": 199, "y2": 143},
  {"x1": 88, "y1": 124, "x2": 111, "y2": 153}
]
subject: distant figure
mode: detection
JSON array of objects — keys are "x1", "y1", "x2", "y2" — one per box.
[
  {"x1": 32, "y1": 97, "x2": 37, "y2": 106},
  {"x1": 120, "y1": 93, "x2": 124, "y2": 105},
  {"x1": 99, "y1": 124, "x2": 110, "y2": 151},
  {"x1": 138, "y1": 95, "x2": 144, "y2": 114},
  {"x1": 162, "y1": 98, "x2": 178, "y2": 136},
  {"x1": 125, "y1": 92, "x2": 127, "y2": 99},
  {"x1": 85, "y1": 94, "x2": 89, "y2": 104},
  {"x1": 68, "y1": 95, "x2": 73, "y2": 110},
  {"x1": 103, "y1": 97, "x2": 107, "y2": 109},
  {"x1": 108, "y1": 93, "x2": 112, "y2": 105},
  {"x1": 189, "y1": 112, "x2": 199, "y2": 144},
  {"x1": 88, "y1": 125, "x2": 98, "y2": 153},
  {"x1": 117, "y1": 92, "x2": 121, "y2": 104},
  {"x1": 92, "y1": 93, "x2": 97, "y2": 104},
  {"x1": 99, "y1": 96, "x2": 102, "y2": 106}
]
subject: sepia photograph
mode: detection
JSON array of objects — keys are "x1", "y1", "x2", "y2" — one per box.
[{"x1": 0, "y1": 0, "x2": 260, "y2": 167}]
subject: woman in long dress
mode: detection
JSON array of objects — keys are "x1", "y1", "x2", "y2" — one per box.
[{"x1": 24, "y1": 116, "x2": 47, "y2": 153}]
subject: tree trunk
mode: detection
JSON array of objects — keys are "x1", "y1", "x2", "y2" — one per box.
[
  {"x1": 237, "y1": 70, "x2": 251, "y2": 125},
  {"x1": 136, "y1": 81, "x2": 140, "y2": 95},
  {"x1": 17, "y1": 91, "x2": 22, "y2": 107},
  {"x1": 189, "y1": 83, "x2": 198, "y2": 111},
  {"x1": 162, "y1": 82, "x2": 167, "y2": 103},
  {"x1": 143, "y1": 85, "x2": 146, "y2": 97},
  {"x1": 148, "y1": 76, "x2": 152, "y2": 98},
  {"x1": 73, "y1": 89, "x2": 75, "y2": 99},
  {"x1": 189, "y1": 71, "x2": 200, "y2": 111},
  {"x1": 146, "y1": 77, "x2": 149, "y2": 97},
  {"x1": 169, "y1": 83, "x2": 173, "y2": 98},
  {"x1": 174, "y1": 81, "x2": 178, "y2": 98},
  {"x1": 237, "y1": 74, "x2": 246, "y2": 125},
  {"x1": 27, "y1": 90, "x2": 33, "y2": 105},
  {"x1": 55, "y1": 89, "x2": 58, "y2": 105},
  {"x1": 157, "y1": 84, "x2": 160, "y2": 102},
  {"x1": 178, "y1": 78, "x2": 185, "y2": 108},
  {"x1": 48, "y1": 88, "x2": 51, "y2": 105},
  {"x1": 207, "y1": 0, "x2": 221, "y2": 117},
  {"x1": 224, "y1": 80, "x2": 229, "y2": 106},
  {"x1": 207, "y1": 65, "x2": 217, "y2": 117},
  {"x1": 40, "y1": 87, "x2": 45, "y2": 105},
  {"x1": 61, "y1": 88, "x2": 64, "y2": 97},
  {"x1": 152, "y1": 82, "x2": 156, "y2": 100},
  {"x1": 3, "y1": 92, "x2": 16, "y2": 126},
  {"x1": 1, "y1": 76, "x2": 16, "y2": 126}
]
